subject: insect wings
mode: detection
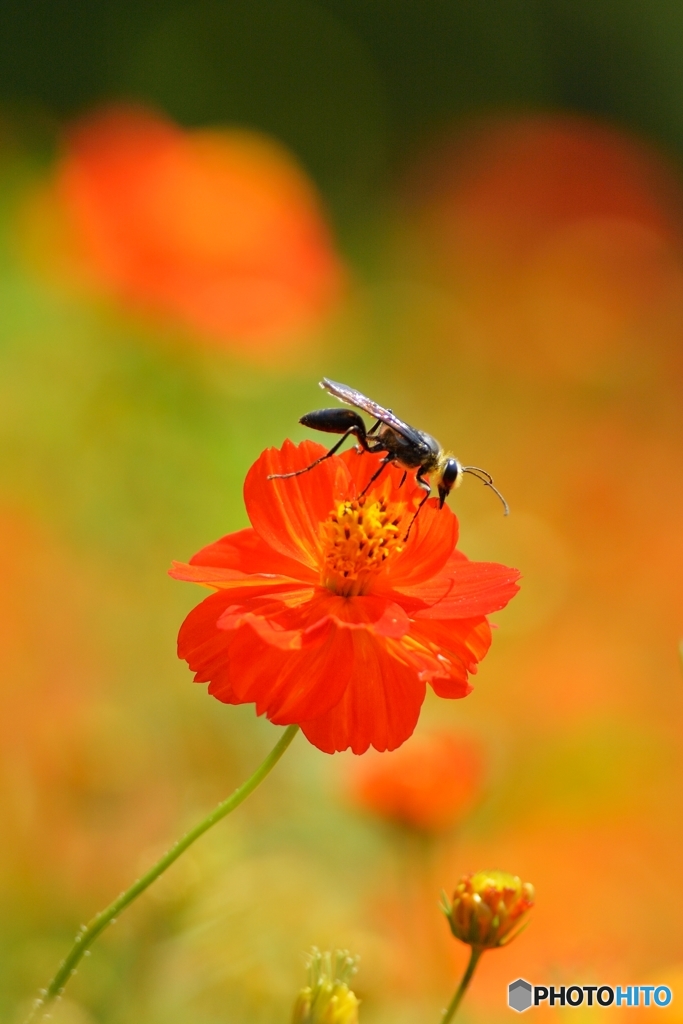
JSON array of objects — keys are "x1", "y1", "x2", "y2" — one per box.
[{"x1": 320, "y1": 378, "x2": 434, "y2": 456}]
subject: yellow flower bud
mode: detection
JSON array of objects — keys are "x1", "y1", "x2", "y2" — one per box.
[
  {"x1": 442, "y1": 869, "x2": 534, "y2": 950},
  {"x1": 291, "y1": 949, "x2": 360, "y2": 1024}
]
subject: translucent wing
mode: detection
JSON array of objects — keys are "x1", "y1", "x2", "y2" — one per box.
[{"x1": 320, "y1": 378, "x2": 429, "y2": 450}]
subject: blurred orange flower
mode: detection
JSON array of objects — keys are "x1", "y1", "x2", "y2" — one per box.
[
  {"x1": 348, "y1": 731, "x2": 485, "y2": 832},
  {"x1": 171, "y1": 441, "x2": 520, "y2": 754},
  {"x1": 403, "y1": 113, "x2": 683, "y2": 381},
  {"x1": 53, "y1": 105, "x2": 344, "y2": 353}
]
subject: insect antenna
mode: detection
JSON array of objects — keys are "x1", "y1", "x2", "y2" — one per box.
[{"x1": 462, "y1": 465, "x2": 510, "y2": 516}]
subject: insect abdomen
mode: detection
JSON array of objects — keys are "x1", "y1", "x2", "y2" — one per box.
[{"x1": 300, "y1": 408, "x2": 366, "y2": 435}]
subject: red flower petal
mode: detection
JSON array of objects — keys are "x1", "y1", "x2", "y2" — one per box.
[
  {"x1": 407, "y1": 617, "x2": 492, "y2": 697},
  {"x1": 215, "y1": 585, "x2": 317, "y2": 648},
  {"x1": 177, "y1": 590, "x2": 240, "y2": 702},
  {"x1": 189, "y1": 527, "x2": 317, "y2": 582},
  {"x1": 305, "y1": 593, "x2": 411, "y2": 639},
  {"x1": 385, "y1": 498, "x2": 459, "y2": 588},
  {"x1": 227, "y1": 620, "x2": 354, "y2": 721},
  {"x1": 169, "y1": 560, "x2": 309, "y2": 590},
  {"x1": 245, "y1": 439, "x2": 350, "y2": 569},
  {"x1": 179, "y1": 589, "x2": 352, "y2": 720},
  {"x1": 397, "y1": 554, "x2": 521, "y2": 618},
  {"x1": 300, "y1": 633, "x2": 426, "y2": 754},
  {"x1": 213, "y1": 588, "x2": 410, "y2": 646}
]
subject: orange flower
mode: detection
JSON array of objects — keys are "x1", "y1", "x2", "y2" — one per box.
[
  {"x1": 402, "y1": 114, "x2": 683, "y2": 382},
  {"x1": 171, "y1": 441, "x2": 520, "y2": 754},
  {"x1": 443, "y1": 870, "x2": 535, "y2": 950},
  {"x1": 348, "y1": 731, "x2": 485, "y2": 832},
  {"x1": 52, "y1": 105, "x2": 343, "y2": 353}
]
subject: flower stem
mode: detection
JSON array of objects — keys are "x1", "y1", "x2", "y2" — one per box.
[
  {"x1": 25, "y1": 723, "x2": 300, "y2": 1023},
  {"x1": 439, "y1": 947, "x2": 483, "y2": 1024}
]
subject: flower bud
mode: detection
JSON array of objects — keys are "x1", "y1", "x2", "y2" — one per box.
[
  {"x1": 442, "y1": 870, "x2": 534, "y2": 950},
  {"x1": 291, "y1": 948, "x2": 360, "y2": 1024}
]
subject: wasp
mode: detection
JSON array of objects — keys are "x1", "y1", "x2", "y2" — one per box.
[{"x1": 268, "y1": 378, "x2": 508, "y2": 533}]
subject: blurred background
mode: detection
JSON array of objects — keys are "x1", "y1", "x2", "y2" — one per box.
[{"x1": 1, "y1": 1, "x2": 683, "y2": 1021}]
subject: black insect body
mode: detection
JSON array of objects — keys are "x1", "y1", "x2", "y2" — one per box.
[{"x1": 269, "y1": 378, "x2": 508, "y2": 534}]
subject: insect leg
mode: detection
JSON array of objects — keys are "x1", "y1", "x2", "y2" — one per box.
[
  {"x1": 268, "y1": 408, "x2": 371, "y2": 481},
  {"x1": 404, "y1": 471, "x2": 432, "y2": 540},
  {"x1": 398, "y1": 470, "x2": 407, "y2": 488},
  {"x1": 367, "y1": 407, "x2": 394, "y2": 436},
  {"x1": 267, "y1": 428, "x2": 359, "y2": 480},
  {"x1": 359, "y1": 455, "x2": 394, "y2": 496}
]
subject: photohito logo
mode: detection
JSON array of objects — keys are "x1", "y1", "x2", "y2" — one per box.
[{"x1": 507, "y1": 979, "x2": 673, "y2": 1012}]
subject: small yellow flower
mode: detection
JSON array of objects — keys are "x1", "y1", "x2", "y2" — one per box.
[
  {"x1": 292, "y1": 948, "x2": 360, "y2": 1024},
  {"x1": 442, "y1": 869, "x2": 534, "y2": 950}
]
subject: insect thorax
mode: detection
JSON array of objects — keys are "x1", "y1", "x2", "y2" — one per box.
[{"x1": 376, "y1": 425, "x2": 441, "y2": 471}]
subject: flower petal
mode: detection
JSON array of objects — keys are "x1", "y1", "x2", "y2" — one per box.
[
  {"x1": 300, "y1": 632, "x2": 426, "y2": 754},
  {"x1": 179, "y1": 587, "x2": 354, "y2": 719},
  {"x1": 245, "y1": 439, "x2": 351, "y2": 569},
  {"x1": 397, "y1": 554, "x2": 521, "y2": 618},
  {"x1": 304, "y1": 593, "x2": 411, "y2": 639},
  {"x1": 177, "y1": 590, "x2": 241, "y2": 702},
  {"x1": 385, "y1": 498, "x2": 459, "y2": 588},
  {"x1": 189, "y1": 527, "x2": 317, "y2": 581},
  {"x1": 169, "y1": 560, "x2": 307, "y2": 589},
  {"x1": 214, "y1": 589, "x2": 411, "y2": 650},
  {"x1": 406, "y1": 617, "x2": 492, "y2": 697},
  {"x1": 215, "y1": 585, "x2": 317, "y2": 648},
  {"x1": 227, "y1": 620, "x2": 354, "y2": 721}
]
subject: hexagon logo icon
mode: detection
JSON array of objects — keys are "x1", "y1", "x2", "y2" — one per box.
[{"x1": 508, "y1": 978, "x2": 533, "y2": 1012}]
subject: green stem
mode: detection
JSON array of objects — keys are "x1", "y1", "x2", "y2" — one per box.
[
  {"x1": 25, "y1": 724, "x2": 300, "y2": 1023},
  {"x1": 440, "y1": 946, "x2": 483, "y2": 1024}
]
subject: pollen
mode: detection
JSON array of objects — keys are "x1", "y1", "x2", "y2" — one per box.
[{"x1": 321, "y1": 495, "x2": 405, "y2": 596}]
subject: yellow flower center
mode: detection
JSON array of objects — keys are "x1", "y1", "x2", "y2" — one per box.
[{"x1": 321, "y1": 495, "x2": 405, "y2": 596}]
